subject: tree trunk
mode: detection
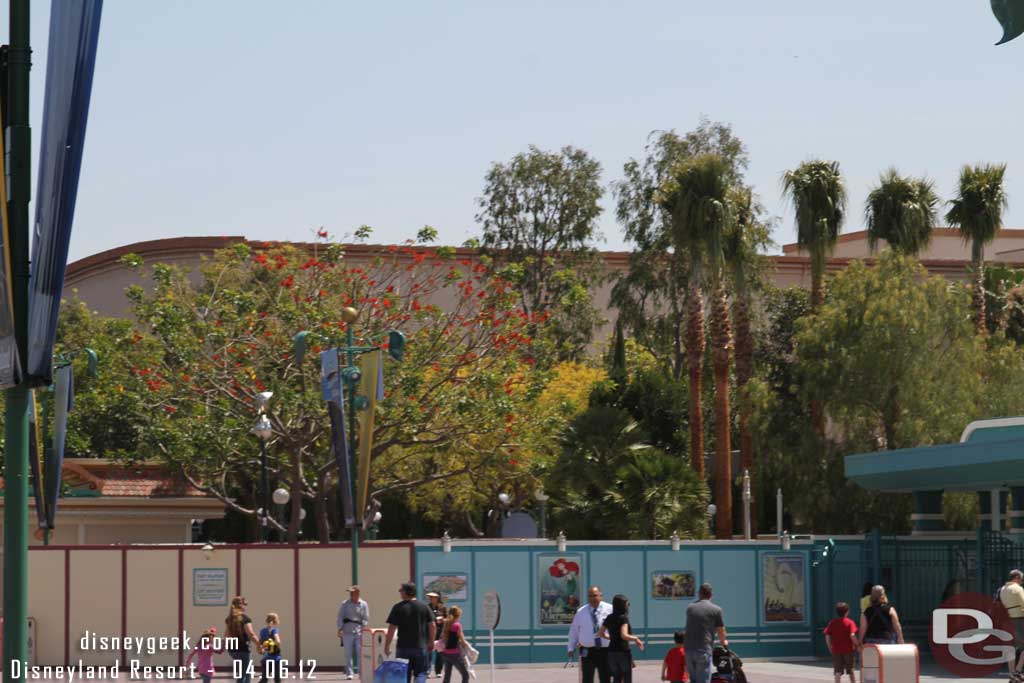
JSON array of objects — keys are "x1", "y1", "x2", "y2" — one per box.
[
  {"x1": 975, "y1": 260, "x2": 988, "y2": 335},
  {"x1": 711, "y1": 281, "x2": 733, "y2": 540},
  {"x1": 686, "y1": 285, "x2": 706, "y2": 478},
  {"x1": 732, "y1": 293, "x2": 756, "y2": 535},
  {"x1": 810, "y1": 271, "x2": 826, "y2": 435}
]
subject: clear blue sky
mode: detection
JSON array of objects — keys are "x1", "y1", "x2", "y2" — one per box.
[{"x1": 7, "y1": 1, "x2": 1023, "y2": 261}]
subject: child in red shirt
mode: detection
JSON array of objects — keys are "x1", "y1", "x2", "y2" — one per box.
[
  {"x1": 661, "y1": 631, "x2": 687, "y2": 683},
  {"x1": 824, "y1": 602, "x2": 858, "y2": 683}
]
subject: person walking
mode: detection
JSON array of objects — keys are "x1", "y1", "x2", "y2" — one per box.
[
  {"x1": 225, "y1": 596, "x2": 262, "y2": 683},
  {"x1": 598, "y1": 594, "x2": 644, "y2": 683},
  {"x1": 823, "y1": 602, "x2": 858, "y2": 683},
  {"x1": 684, "y1": 583, "x2": 728, "y2": 683},
  {"x1": 426, "y1": 591, "x2": 449, "y2": 679},
  {"x1": 185, "y1": 627, "x2": 224, "y2": 683},
  {"x1": 999, "y1": 569, "x2": 1024, "y2": 681},
  {"x1": 567, "y1": 585, "x2": 613, "y2": 683},
  {"x1": 858, "y1": 585, "x2": 904, "y2": 646},
  {"x1": 257, "y1": 613, "x2": 283, "y2": 683},
  {"x1": 660, "y1": 631, "x2": 687, "y2": 683},
  {"x1": 337, "y1": 585, "x2": 370, "y2": 680},
  {"x1": 439, "y1": 606, "x2": 470, "y2": 683},
  {"x1": 385, "y1": 582, "x2": 436, "y2": 683}
]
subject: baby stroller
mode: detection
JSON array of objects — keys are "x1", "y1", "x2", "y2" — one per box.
[{"x1": 710, "y1": 645, "x2": 748, "y2": 683}]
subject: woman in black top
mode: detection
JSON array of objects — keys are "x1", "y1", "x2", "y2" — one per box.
[
  {"x1": 858, "y1": 585, "x2": 905, "y2": 645},
  {"x1": 225, "y1": 596, "x2": 262, "y2": 683},
  {"x1": 598, "y1": 594, "x2": 644, "y2": 683}
]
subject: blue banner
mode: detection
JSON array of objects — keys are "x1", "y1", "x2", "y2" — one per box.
[
  {"x1": 26, "y1": 0, "x2": 103, "y2": 383},
  {"x1": 46, "y1": 364, "x2": 73, "y2": 529},
  {"x1": 321, "y1": 348, "x2": 355, "y2": 528}
]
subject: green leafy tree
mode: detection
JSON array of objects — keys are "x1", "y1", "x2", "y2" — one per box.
[
  {"x1": 118, "y1": 239, "x2": 548, "y2": 542},
  {"x1": 475, "y1": 145, "x2": 604, "y2": 360},
  {"x1": 865, "y1": 168, "x2": 940, "y2": 256},
  {"x1": 946, "y1": 162, "x2": 1009, "y2": 335}
]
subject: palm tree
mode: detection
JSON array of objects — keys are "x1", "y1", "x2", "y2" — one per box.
[
  {"x1": 781, "y1": 160, "x2": 847, "y2": 308},
  {"x1": 782, "y1": 160, "x2": 846, "y2": 436},
  {"x1": 865, "y1": 169, "x2": 941, "y2": 256},
  {"x1": 946, "y1": 163, "x2": 1009, "y2": 335},
  {"x1": 660, "y1": 153, "x2": 735, "y2": 539},
  {"x1": 726, "y1": 187, "x2": 766, "y2": 535}
]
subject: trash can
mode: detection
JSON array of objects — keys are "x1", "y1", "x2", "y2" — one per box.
[
  {"x1": 861, "y1": 644, "x2": 919, "y2": 683},
  {"x1": 374, "y1": 658, "x2": 409, "y2": 683},
  {"x1": 358, "y1": 628, "x2": 387, "y2": 682}
]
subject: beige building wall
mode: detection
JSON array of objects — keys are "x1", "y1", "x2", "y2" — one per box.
[
  {"x1": 67, "y1": 550, "x2": 121, "y2": 666},
  {"x1": 27, "y1": 550, "x2": 65, "y2": 667},
  {"x1": 126, "y1": 550, "x2": 179, "y2": 667},
  {"x1": 24, "y1": 544, "x2": 414, "y2": 667}
]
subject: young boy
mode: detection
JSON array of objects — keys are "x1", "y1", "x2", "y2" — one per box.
[
  {"x1": 661, "y1": 630, "x2": 687, "y2": 683},
  {"x1": 824, "y1": 602, "x2": 858, "y2": 683}
]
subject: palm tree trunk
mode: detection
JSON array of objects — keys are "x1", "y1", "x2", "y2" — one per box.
[
  {"x1": 732, "y1": 292, "x2": 756, "y2": 535},
  {"x1": 686, "y1": 285, "x2": 705, "y2": 479},
  {"x1": 974, "y1": 259, "x2": 988, "y2": 335},
  {"x1": 711, "y1": 281, "x2": 733, "y2": 539},
  {"x1": 810, "y1": 270, "x2": 826, "y2": 435}
]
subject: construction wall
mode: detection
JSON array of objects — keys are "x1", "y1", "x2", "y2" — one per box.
[{"x1": 25, "y1": 542, "x2": 413, "y2": 668}]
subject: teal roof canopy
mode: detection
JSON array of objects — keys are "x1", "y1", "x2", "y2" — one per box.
[{"x1": 845, "y1": 418, "x2": 1024, "y2": 492}]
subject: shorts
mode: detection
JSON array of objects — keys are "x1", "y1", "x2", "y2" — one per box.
[
  {"x1": 1013, "y1": 618, "x2": 1024, "y2": 650},
  {"x1": 832, "y1": 652, "x2": 854, "y2": 675}
]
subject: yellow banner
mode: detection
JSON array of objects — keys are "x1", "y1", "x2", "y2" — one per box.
[{"x1": 355, "y1": 351, "x2": 381, "y2": 523}]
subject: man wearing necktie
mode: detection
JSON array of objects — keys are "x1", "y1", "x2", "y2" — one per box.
[{"x1": 567, "y1": 585, "x2": 612, "y2": 683}]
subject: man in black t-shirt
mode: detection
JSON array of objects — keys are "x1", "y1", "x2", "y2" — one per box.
[{"x1": 384, "y1": 582, "x2": 436, "y2": 683}]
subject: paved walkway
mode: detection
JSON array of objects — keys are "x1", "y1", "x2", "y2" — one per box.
[{"x1": 4, "y1": 659, "x2": 1015, "y2": 682}]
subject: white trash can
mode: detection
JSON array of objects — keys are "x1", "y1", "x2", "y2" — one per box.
[
  {"x1": 861, "y1": 643, "x2": 919, "y2": 683},
  {"x1": 359, "y1": 628, "x2": 387, "y2": 682}
]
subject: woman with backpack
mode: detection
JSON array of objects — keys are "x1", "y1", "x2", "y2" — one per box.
[{"x1": 858, "y1": 585, "x2": 905, "y2": 646}]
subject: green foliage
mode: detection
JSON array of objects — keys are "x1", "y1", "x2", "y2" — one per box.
[
  {"x1": 947, "y1": 163, "x2": 1009, "y2": 264},
  {"x1": 864, "y1": 168, "x2": 940, "y2": 256},
  {"x1": 475, "y1": 145, "x2": 605, "y2": 360},
  {"x1": 781, "y1": 160, "x2": 847, "y2": 286}
]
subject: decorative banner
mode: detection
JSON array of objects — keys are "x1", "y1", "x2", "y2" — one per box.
[
  {"x1": 992, "y1": 0, "x2": 1024, "y2": 44},
  {"x1": 27, "y1": 391, "x2": 48, "y2": 531},
  {"x1": 650, "y1": 571, "x2": 696, "y2": 600},
  {"x1": 0, "y1": 98, "x2": 22, "y2": 389},
  {"x1": 422, "y1": 573, "x2": 469, "y2": 602},
  {"x1": 26, "y1": 0, "x2": 103, "y2": 383},
  {"x1": 46, "y1": 364, "x2": 74, "y2": 529},
  {"x1": 356, "y1": 350, "x2": 383, "y2": 524},
  {"x1": 538, "y1": 554, "x2": 582, "y2": 626},
  {"x1": 761, "y1": 552, "x2": 807, "y2": 625},
  {"x1": 321, "y1": 349, "x2": 355, "y2": 528}
]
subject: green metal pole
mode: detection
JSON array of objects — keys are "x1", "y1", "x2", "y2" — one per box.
[
  {"x1": 3, "y1": 0, "x2": 30, "y2": 678},
  {"x1": 346, "y1": 328, "x2": 359, "y2": 584}
]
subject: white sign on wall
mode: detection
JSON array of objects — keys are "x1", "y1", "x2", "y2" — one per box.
[{"x1": 193, "y1": 568, "x2": 229, "y2": 606}]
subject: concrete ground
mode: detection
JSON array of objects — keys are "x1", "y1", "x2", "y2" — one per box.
[{"x1": 4, "y1": 659, "x2": 1015, "y2": 681}]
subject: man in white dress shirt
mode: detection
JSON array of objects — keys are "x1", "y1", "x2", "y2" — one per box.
[{"x1": 567, "y1": 585, "x2": 612, "y2": 683}]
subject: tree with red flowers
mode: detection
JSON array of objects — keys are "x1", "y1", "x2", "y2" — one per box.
[{"x1": 116, "y1": 233, "x2": 552, "y2": 542}]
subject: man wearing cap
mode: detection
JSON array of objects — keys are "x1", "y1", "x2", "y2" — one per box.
[{"x1": 337, "y1": 585, "x2": 370, "y2": 680}]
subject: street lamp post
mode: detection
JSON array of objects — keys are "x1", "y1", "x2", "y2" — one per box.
[
  {"x1": 534, "y1": 490, "x2": 549, "y2": 538},
  {"x1": 252, "y1": 393, "x2": 273, "y2": 543}
]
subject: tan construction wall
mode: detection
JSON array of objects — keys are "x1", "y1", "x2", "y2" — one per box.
[{"x1": 24, "y1": 543, "x2": 413, "y2": 668}]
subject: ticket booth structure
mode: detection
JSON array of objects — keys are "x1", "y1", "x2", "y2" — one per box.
[{"x1": 861, "y1": 644, "x2": 919, "y2": 683}]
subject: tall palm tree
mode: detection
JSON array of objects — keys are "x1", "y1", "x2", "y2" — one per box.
[
  {"x1": 865, "y1": 169, "x2": 941, "y2": 256},
  {"x1": 661, "y1": 153, "x2": 735, "y2": 538},
  {"x1": 781, "y1": 161, "x2": 847, "y2": 308},
  {"x1": 946, "y1": 163, "x2": 1009, "y2": 335},
  {"x1": 782, "y1": 160, "x2": 846, "y2": 436},
  {"x1": 726, "y1": 187, "x2": 765, "y2": 535}
]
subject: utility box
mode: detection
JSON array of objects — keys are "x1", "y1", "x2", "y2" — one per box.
[
  {"x1": 359, "y1": 628, "x2": 387, "y2": 682},
  {"x1": 861, "y1": 644, "x2": 919, "y2": 683},
  {"x1": 0, "y1": 617, "x2": 37, "y2": 667}
]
